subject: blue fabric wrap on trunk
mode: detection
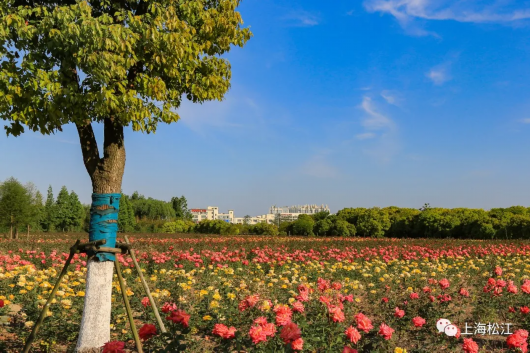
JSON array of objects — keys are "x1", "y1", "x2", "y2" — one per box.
[{"x1": 89, "y1": 193, "x2": 121, "y2": 262}]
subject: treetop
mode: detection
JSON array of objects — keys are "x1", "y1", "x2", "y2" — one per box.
[{"x1": 0, "y1": 0, "x2": 252, "y2": 136}]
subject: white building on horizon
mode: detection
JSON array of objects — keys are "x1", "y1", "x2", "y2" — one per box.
[
  {"x1": 190, "y1": 204, "x2": 330, "y2": 225},
  {"x1": 190, "y1": 206, "x2": 234, "y2": 223}
]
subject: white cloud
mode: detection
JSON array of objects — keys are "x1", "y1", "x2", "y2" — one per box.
[
  {"x1": 281, "y1": 11, "x2": 320, "y2": 27},
  {"x1": 360, "y1": 96, "x2": 396, "y2": 130},
  {"x1": 355, "y1": 132, "x2": 376, "y2": 140},
  {"x1": 364, "y1": 0, "x2": 530, "y2": 36},
  {"x1": 519, "y1": 118, "x2": 530, "y2": 124},
  {"x1": 380, "y1": 90, "x2": 403, "y2": 106},
  {"x1": 355, "y1": 96, "x2": 400, "y2": 163},
  {"x1": 426, "y1": 64, "x2": 451, "y2": 85}
]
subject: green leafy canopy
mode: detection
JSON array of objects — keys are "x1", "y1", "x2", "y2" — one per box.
[{"x1": 0, "y1": 0, "x2": 252, "y2": 136}]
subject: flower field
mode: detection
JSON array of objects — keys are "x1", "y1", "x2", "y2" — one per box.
[{"x1": 1, "y1": 234, "x2": 530, "y2": 352}]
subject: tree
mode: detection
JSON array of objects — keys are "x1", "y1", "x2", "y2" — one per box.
[
  {"x1": 243, "y1": 215, "x2": 251, "y2": 225},
  {"x1": 250, "y1": 222, "x2": 279, "y2": 236},
  {"x1": 42, "y1": 186, "x2": 56, "y2": 232},
  {"x1": 314, "y1": 218, "x2": 332, "y2": 236},
  {"x1": 1, "y1": 1, "x2": 251, "y2": 347},
  {"x1": 0, "y1": 177, "x2": 33, "y2": 238},
  {"x1": 162, "y1": 219, "x2": 190, "y2": 233},
  {"x1": 311, "y1": 211, "x2": 330, "y2": 222},
  {"x1": 329, "y1": 219, "x2": 352, "y2": 237},
  {"x1": 336, "y1": 208, "x2": 367, "y2": 225},
  {"x1": 31, "y1": 190, "x2": 45, "y2": 233},
  {"x1": 54, "y1": 186, "x2": 70, "y2": 232},
  {"x1": 23, "y1": 182, "x2": 45, "y2": 234},
  {"x1": 69, "y1": 191, "x2": 85, "y2": 231},
  {"x1": 118, "y1": 193, "x2": 136, "y2": 232},
  {"x1": 291, "y1": 214, "x2": 315, "y2": 236},
  {"x1": 171, "y1": 195, "x2": 192, "y2": 220},
  {"x1": 356, "y1": 208, "x2": 391, "y2": 238}
]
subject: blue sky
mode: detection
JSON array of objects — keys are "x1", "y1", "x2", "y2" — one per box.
[{"x1": 2, "y1": 0, "x2": 530, "y2": 216}]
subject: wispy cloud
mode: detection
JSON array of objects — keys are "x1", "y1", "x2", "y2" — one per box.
[
  {"x1": 364, "y1": 0, "x2": 530, "y2": 36},
  {"x1": 426, "y1": 63, "x2": 452, "y2": 85},
  {"x1": 300, "y1": 151, "x2": 340, "y2": 178},
  {"x1": 425, "y1": 67, "x2": 451, "y2": 86},
  {"x1": 380, "y1": 90, "x2": 403, "y2": 106},
  {"x1": 519, "y1": 118, "x2": 530, "y2": 124},
  {"x1": 355, "y1": 132, "x2": 376, "y2": 140},
  {"x1": 355, "y1": 96, "x2": 400, "y2": 163},
  {"x1": 360, "y1": 96, "x2": 396, "y2": 130},
  {"x1": 281, "y1": 10, "x2": 320, "y2": 27}
]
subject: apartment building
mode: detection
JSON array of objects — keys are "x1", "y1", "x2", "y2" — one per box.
[
  {"x1": 191, "y1": 206, "x2": 234, "y2": 223},
  {"x1": 190, "y1": 204, "x2": 329, "y2": 224}
]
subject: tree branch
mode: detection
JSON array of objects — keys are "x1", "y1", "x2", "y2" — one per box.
[
  {"x1": 76, "y1": 121, "x2": 101, "y2": 178},
  {"x1": 103, "y1": 117, "x2": 124, "y2": 155}
]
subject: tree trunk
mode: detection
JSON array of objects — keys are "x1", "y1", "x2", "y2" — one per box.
[
  {"x1": 9, "y1": 224, "x2": 12, "y2": 239},
  {"x1": 27, "y1": 224, "x2": 30, "y2": 238},
  {"x1": 14, "y1": 227, "x2": 18, "y2": 239},
  {"x1": 76, "y1": 118, "x2": 125, "y2": 353}
]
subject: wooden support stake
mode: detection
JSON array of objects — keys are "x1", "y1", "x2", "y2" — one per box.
[
  {"x1": 124, "y1": 235, "x2": 167, "y2": 333},
  {"x1": 115, "y1": 259, "x2": 143, "y2": 353},
  {"x1": 22, "y1": 240, "x2": 81, "y2": 353}
]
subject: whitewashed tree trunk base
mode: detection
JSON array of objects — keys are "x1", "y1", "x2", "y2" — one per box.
[{"x1": 76, "y1": 259, "x2": 114, "y2": 353}]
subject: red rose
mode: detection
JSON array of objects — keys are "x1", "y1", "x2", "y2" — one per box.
[
  {"x1": 249, "y1": 325, "x2": 268, "y2": 344},
  {"x1": 342, "y1": 347, "x2": 358, "y2": 353},
  {"x1": 462, "y1": 338, "x2": 479, "y2": 353},
  {"x1": 355, "y1": 313, "x2": 373, "y2": 333},
  {"x1": 521, "y1": 306, "x2": 530, "y2": 314},
  {"x1": 138, "y1": 324, "x2": 157, "y2": 341},
  {"x1": 280, "y1": 322, "x2": 302, "y2": 344},
  {"x1": 102, "y1": 341, "x2": 125, "y2": 353},
  {"x1": 409, "y1": 292, "x2": 419, "y2": 300},
  {"x1": 213, "y1": 323, "x2": 237, "y2": 339},
  {"x1": 508, "y1": 284, "x2": 518, "y2": 294},
  {"x1": 381, "y1": 297, "x2": 389, "y2": 303},
  {"x1": 291, "y1": 337, "x2": 303, "y2": 351},
  {"x1": 166, "y1": 309, "x2": 190, "y2": 328},
  {"x1": 507, "y1": 330, "x2": 529, "y2": 352},
  {"x1": 438, "y1": 279, "x2": 450, "y2": 289},
  {"x1": 329, "y1": 305, "x2": 345, "y2": 323},
  {"x1": 412, "y1": 316, "x2": 426, "y2": 327},
  {"x1": 345, "y1": 326, "x2": 361, "y2": 344},
  {"x1": 522, "y1": 280, "x2": 530, "y2": 294},
  {"x1": 0, "y1": 299, "x2": 4, "y2": 308},
  {"x1": 378, "y1": 323, "x2": 394, "y2": 340},
  {"x1": 495, "y1": 266, "x2": 503, "y2": 276},
  {"x1": 292, "y1": 301, "x2": 305, "y2": 313},
  {"x1": 394, "y1": 307, "x2": 405, "y2": 318},
  {"x1": 459, "y1": 288, "x2": 469, "y2": 297}
]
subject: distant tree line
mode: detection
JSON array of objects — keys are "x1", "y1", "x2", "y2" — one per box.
[
  {"x1": 2, "y1": 177, "x2": 530, "y2": 239},
  {"x1": 0, "y1": 177, "x2": 85, "y2": 238},
  {"x1": 167, "y1": 204, "x2": 530, "y2": 239},
  {"x1": 0, "y1": 177, "x2": 192, "y2": 236}
]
